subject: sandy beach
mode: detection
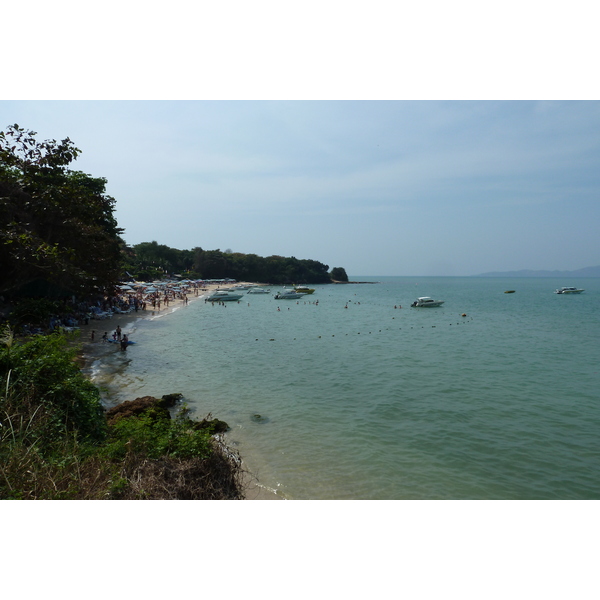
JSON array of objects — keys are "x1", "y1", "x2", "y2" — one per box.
[{"x1": 76, "y1": 282, "x2": 283, "y2": 500}]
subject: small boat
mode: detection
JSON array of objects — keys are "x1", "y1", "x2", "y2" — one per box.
[
  {"x1": 274, "y1": 290, "x2": 308, "y2": 299},
  {"x1": 411, "y1": 297, "x2": 444, "y2": 307},
  {"x1": 107, "y1": 339, "x2": 136, "y2": 345},
  {"x1": 205, "y1": 290, "x2": 244, "y2": 302},
  {"x1": 504, "y1": 290, "x2": 516, "y2": 294},
  {"x1": 247, "y1": 287, "x2": 271, "y2": 294},
  {"x1": 294, "y1": 286, "x2": 315, "y2": 294},
  {"x1": 554, "y1": 287, "x2": 585, "y2": 294}
]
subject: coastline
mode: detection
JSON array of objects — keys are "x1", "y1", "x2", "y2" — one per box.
[{"x1": 76, "y1": 284, "x2": 283, "y2": 500}]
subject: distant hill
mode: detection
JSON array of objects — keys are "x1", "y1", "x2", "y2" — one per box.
[{"x1": 475, "y1": 265, "x2": 600, "y2": 278}]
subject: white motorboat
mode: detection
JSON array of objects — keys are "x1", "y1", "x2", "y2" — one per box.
[
  {"x1": 205, "y1": 290, "x2": 244, "y2": 302},
  {"x1": 247, "y1": 287, "x2": 271, "y2": 294},
  {"x1": 554, "y1": 287, "x2": 585, "y2": 294},
  {"x1": 411, "y1": 297, "x2": 444, "y2": 307},
  {"x1": 274, "y1": 290, "x2": 308, "y2": 299}
]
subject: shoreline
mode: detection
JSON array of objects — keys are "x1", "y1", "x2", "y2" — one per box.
[{"x1": 76, "y1": 283, "x2": 283, "y2": 500}]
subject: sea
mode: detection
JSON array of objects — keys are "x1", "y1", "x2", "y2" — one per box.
[{"x1": 86, "y1": 277, "x2": 600, "y2": 499}]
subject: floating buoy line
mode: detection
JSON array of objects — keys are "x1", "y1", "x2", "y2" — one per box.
[{"x1": 247, "y1": 317, "x2": 474, "y2": 343}]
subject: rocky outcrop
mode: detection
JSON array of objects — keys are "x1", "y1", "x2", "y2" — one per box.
[
  {"x1": 106, "y1": 395, "x2": 171, "y2": 425},
  {"x1": 161, "y1": 393, "x2": 183, "y2": 407},
  {"x1": 105, "y1": 394, "x2": 229, "y2": 434},
  {"x1": 193, "y1": 416, "x2": 229, "y2": 434}
]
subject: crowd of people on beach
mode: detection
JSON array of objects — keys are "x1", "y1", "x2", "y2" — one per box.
[{"x1": 9, "y1": 278, "x2": 213, "y2": 338}]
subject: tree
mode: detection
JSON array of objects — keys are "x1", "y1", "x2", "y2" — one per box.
[
  {"x1": 125, "y1": 240, "x2": 344, "y2": 284},
  {"x1": 330, "y1": 267, "x2": 348, "y2": 282},
  {"x1": 0, "y1": 124, "x2": 124, "y2": 297}
]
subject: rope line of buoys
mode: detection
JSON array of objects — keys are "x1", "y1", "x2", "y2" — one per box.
[{"x1": 247, "y1": 318, "x2": 473, "y2": 343}]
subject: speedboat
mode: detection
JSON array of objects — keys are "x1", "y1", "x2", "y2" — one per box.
[
  {"x1": 274, "y1": 290, "x2": 308, "y2": 299},
  {"x1": 554, "y1": 287, "x2": 585, "y2": 294},
  {"x1": 411, "y1": 297, "x2": 444, "y2": 307},
  {"x1": 205, "y1": 290, "x2": 244, "y2": 302},
  {"x1": 294, "y1": 286, "x2": 315, "y2": 294},
  {"x1": 247, "y1": 287, "x2": 271, "y2": 294}
]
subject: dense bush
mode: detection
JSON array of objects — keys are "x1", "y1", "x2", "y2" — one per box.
[
  {"x1": 1, "y1": 331, "x2": 106, "y2": 445},
  {"x1": 102, "y1": 413, "x2": 214, "y2": 461},
  {"x1": 0, "y1": 328, "x2": 244, "y2": 499}
]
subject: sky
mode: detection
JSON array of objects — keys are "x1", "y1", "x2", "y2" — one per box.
[
  {"x1": 2, "y1": 3, "x2": 599, "y2": 278},
  {"x1": 2, "y1": 100, "x2": 598, "y2": 276}
]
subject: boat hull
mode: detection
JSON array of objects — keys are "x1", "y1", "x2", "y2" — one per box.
[
  {"x1": 274, "y1": 292, "x2": 308, "y2": 299},
  {"x1": 412, "y1": 302, "x2": 444, "y2": 307},
  {"x1": 205, "y1": 293, "x2": 244, "y2": 301}
]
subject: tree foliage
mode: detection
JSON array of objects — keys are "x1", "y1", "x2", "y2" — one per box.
[
  {"x1": 123, "y1": 242, "x2": 338, "y2": 284},
  {"x1": 330, "y1": 267, "x2": 349, "y2": 282},
  {"x1": 0, "y1": 124, "x2": 124, "y2": 298}
]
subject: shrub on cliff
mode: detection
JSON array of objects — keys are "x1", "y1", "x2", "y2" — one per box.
[
  {"x1": 103, "y1": 412, "x2": 214, "y2": 461},
  {"x1": 0, "y1": 330, "x2": 244, "y2": 499},
  {"x1": 1, "y1": 328, "x2": 106, "y2": 446}
]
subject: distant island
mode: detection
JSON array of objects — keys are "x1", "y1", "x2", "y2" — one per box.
[{"x1": 475, "y1": 265, "x2": 600, "y2": 278}]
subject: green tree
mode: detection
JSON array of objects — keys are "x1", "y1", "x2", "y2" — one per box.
[
  {"x1": 330, "y1": 267, "x2": 349, "y2": 282},
  {"x1": 0, "y1": 124, "x2": 123, "y2": 297}
]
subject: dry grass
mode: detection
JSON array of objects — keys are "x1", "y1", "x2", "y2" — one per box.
[
  {"x1": 0, "y1": 438, "x2": 246, "y2": 500},
  {"x1": 114, "y1": 440, "x2": 245, "y2": 500}
]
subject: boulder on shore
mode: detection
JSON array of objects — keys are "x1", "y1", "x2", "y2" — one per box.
[
  {"x1": 193, "y1": 417, "x2": 230, "y2": 434},
  {"x1": 106, "y1": 395, "x2": 171, "y2": 425},
  {"x1": 105, "y1": 395, "x2": 229, "y2": 434},
  {"x1": 161, "y1": 393, "x2": 183, "y2": 407}
]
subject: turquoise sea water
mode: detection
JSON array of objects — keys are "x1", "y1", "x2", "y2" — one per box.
[{"x1": 88, "y1": 277, "x2": 600, "y2": 499}]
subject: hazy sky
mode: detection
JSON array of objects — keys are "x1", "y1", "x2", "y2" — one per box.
[{"x1": 1, "y1": 100, "x2": 599, "y2": 276}]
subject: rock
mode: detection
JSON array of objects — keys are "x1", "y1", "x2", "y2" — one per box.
[
  {"x1": 161, "y1": 393, "x2": 183, "y2": 407},
  {"x1": 192, "y1": 417, "x2": 230, "y2": 434},
  {"x1": 106, "y1": 396, "x2": 171, "y2": 426},
  {"x1": 251, "y1": 414, "x2": 269, "y2": 424}
]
